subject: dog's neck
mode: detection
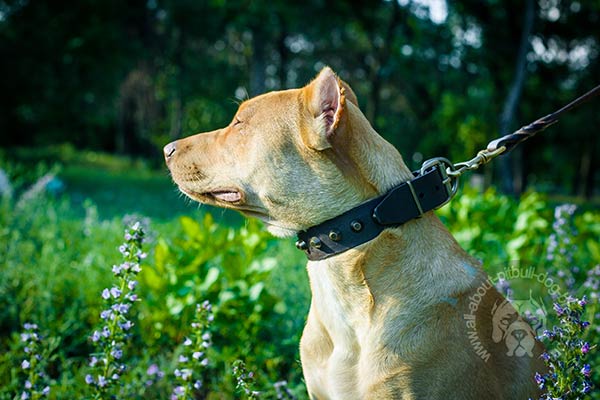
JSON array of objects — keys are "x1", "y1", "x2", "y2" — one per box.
[
  {"x1": 307, "y1": 213, "x2": 478, "y2": 301},
  {"x1": 328, "y1": 101, "x2": 415, "y2": 199},
  {"x1": 304, "y1": 213, "x2": 481, "y2": 354}
]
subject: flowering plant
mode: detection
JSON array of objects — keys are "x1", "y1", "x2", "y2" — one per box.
[
  {"x1": 85, "y1": 222, "x2": 145, "y2": 398},
  {"x1": 536, "y1": 296, "x2": 594, "y2": 399},
  {"x1": 171, "y1": 300, "x2": 214, "y2": 400},
  {"x1": 18, "y1": 323, "x2": 50, "y2": 399},
  {"x1": 232, "y1": 360, "x2": 260, "y2": 400}
]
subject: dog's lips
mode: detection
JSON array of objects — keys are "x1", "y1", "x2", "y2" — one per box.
[
  {"x1": 180, "y1": 187, "x2": 243, "y2": 204},
  {"x1": 209, "y1": 190, "x2": 242, "y2": 203}
]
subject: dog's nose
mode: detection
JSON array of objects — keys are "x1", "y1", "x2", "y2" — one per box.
[
  {"x1": 163, "y1": 141, "x2": 177, "y2": 163},
  {"x1": 511, "y1": 329, "x2": 526, "y2": 341}
]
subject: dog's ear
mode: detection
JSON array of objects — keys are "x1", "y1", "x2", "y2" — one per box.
[
  {"x1": 304, "y1": 67, "x2": 346, "y2": 150},
  {"x1": 340, "y1": 80, "x2": 359, "y2": 107}
]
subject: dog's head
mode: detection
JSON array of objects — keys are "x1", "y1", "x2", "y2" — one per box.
[
  {"x1": 491, "y1": 297, "x2": 539, "y2": 358},
  {"x1": 164, "y1": 67, "x2": 413, "y2": 237}
]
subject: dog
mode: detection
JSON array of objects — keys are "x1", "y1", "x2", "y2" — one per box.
[{"x1": 164, "y1": 67, "x2": 546, "y2": 399}]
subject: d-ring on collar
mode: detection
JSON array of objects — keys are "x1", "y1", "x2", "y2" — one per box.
[{"x1": 296, "y1": 160, "x2": 454, "y2": 261}]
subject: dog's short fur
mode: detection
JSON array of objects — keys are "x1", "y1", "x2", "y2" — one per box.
[{"x1": 164, "y1": 67, "x2": 546, "y2": 399}]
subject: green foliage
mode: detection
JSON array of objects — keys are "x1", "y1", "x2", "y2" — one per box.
[
  {"x1": 0, "y1": 159, "x2": 598, "y2": 398},
  {"x1": 0, "y1": 164, "x2": 307, "y2": 398},
  {"x1": 138, "y1": 214, "x2": 300, "y2": 395},
  {"x1": 437, "y1": 187, "x2": 551, "y2": 264}
]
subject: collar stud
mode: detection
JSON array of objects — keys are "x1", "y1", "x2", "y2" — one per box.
[
  {"x1": 309, "y1": 237, "x2": 323, "y2": 248},
  {"x1": 328, "y1": 230, "x2": 341, "y2": 241},
  {"x1": 295, "y1": 239, "x2": 308, "y2": 251},
  {"x1": 350, "y1": 220, "x2": 363, "y2": 232}
]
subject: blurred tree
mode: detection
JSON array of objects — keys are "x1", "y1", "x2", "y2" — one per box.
[{"x1": 0, "y1": 0, "x2": 598, "y2": 196}]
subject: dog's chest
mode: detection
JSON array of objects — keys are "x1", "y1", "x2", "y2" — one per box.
[{"x1": 306, "y1": 260, "x2": 371, "y2": 347}]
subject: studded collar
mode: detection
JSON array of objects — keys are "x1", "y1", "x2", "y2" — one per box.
[{"x1": 295, "y1": 163, "x2": 453, "y2": 261}]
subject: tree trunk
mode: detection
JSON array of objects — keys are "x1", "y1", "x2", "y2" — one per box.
[
  {"x1": 250, "y1": 29, "x2": 266, "y2": 96},
  {"x1": 277, "y1": 14, "x2": 288, "y2": 89},
  {"x1": 363, "y1": 0, "x2": 400, "y2": 127},
  {"x1": 498, "y1": 0, "x2": 535, "y2": 196}
]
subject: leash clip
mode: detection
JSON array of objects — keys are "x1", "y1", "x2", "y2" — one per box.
[{"x1": 419, "y1": 157, "x2": 457, "y2": 208}]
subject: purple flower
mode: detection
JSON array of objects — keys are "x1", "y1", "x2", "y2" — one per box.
[
  {"x1": 553, "y1": 303, "x2": 564, "y2": 316},
  {"x1": 21, "y1": 360, "x2": 30, "y2": 369},
  {"x1": 89, "y1": 356, "x2": 98, "y2": 367},
  {"x1": 110, "y1": 287, "x2": 122, "y2": 298},
  {"x1": 100, "y1": 310, "x2": 113, "y2": 320},
  {"x1": 147, "y1": 364, "x2": 160, "y2": 376},
  {"x1": 581, "y1": 364, "x2": 591, "y2": 377},
  {"x1": 178, "y1": 355, "x2": 188, "y2": 363},
  {"x1": 180, "y1": 369, "x2": 192, "y2": 380},
  {"x1": 581, "y1": 342, "x2": 590, "y2": 354},
  {"x1": 581, "y1": 321, "x2": 590, "y2": 329},
  {"x1": 194, "y1": 380, "x2": 202, "y2": 389},
  {"x1": 125, "y1": 293, "x2": 138, "y2": 302},
  {"x1": 183, "y1": 338, "x2": 192, "y2": 346},
  {"x1": 111, "y1": 303, "x2": 130, "y2": 314},
  {"x1": 201, "y1": 301, "x2": 211, "y2": 311},
  {"x1": 127, "y1": 280, "x2": 137, "y2": 290},
  {"x1": 91, "y1": 330, "x2": 101, "y2": 342},
  {"x1": 110, "y1": 348, "x2": 123, "y2": 360},
  {"x1": 85, "y1": 374, "x2": 94, "y2": 385},
  {"x1": 119, "y1": 320, "x2": 133, "y2": 330},
  {"x1": 173, "y1": 386, "x2": 185, "y2": 395},
  {"x1": 534, "y1": 372, "x2": 545, "y2": 389},
  {"x1": 97, "y1": 375, "x2": 107, "y2": 387},
  {"x1": 192, "y1": 351, "x2": 203, "y2": 360}
]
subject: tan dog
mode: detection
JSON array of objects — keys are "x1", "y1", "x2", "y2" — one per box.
[{"x1": 164, "y1": 67, "x2": 546, "y2": 399}]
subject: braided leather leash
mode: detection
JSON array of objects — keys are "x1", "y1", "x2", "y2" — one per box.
[{"x1": 440, "y1": 83, "x2": 600, "y2": 183}]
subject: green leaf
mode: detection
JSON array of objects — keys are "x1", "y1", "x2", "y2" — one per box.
[
  {"x1": 199, "y1": 267, "x2": 220, "y2": 292},
  {"x1": 154, "y1": 238, "x2": 170, "y2": 274}
]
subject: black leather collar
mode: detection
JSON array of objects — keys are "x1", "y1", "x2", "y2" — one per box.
[{"x1": 295, "y1": 162, "x2": 453, "y2": 261}]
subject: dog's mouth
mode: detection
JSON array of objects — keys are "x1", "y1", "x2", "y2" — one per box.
[
  {"x1": 180, "y1": 187, "x2": 244, "y2": 204},
  {"x1": 206, "y1": 190, "x2": 242, "y2": 203}
]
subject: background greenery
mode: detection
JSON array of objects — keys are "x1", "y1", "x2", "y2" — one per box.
[
  {"x1": 1, "y1": 0, "x2": 599, "y2": 196},
  {"x1": 0, "y1": 153, "x2": 598, "y2": 399},
  {"x1": 0, "y1": 0, "x2": 599, "y2": 398}
]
